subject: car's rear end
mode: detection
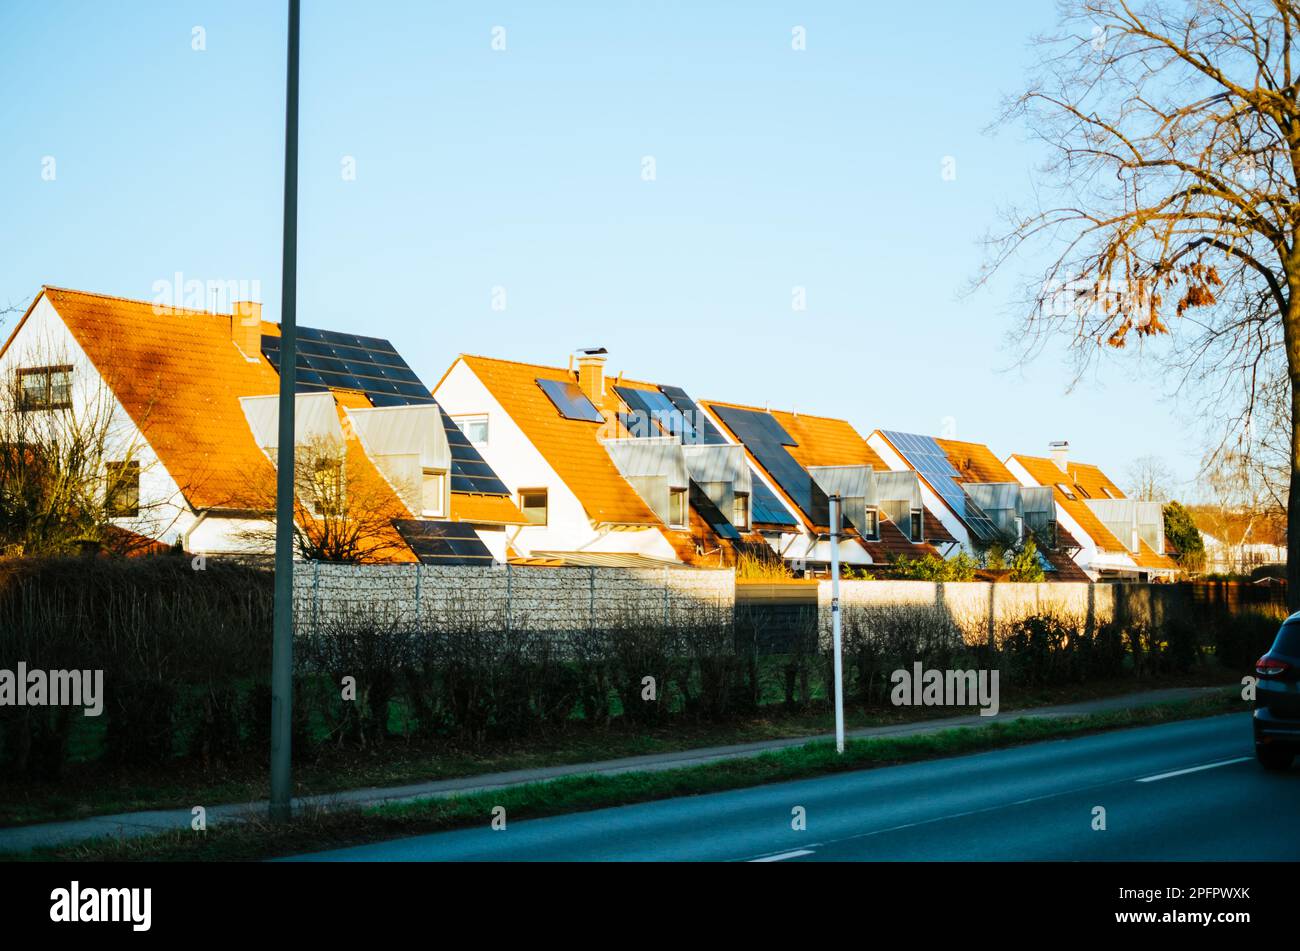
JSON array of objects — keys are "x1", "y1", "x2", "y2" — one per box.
[{"x1": 1254, "y1": 616, "x2": 1300, "y2": 770}]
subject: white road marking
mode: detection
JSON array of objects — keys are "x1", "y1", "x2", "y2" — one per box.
[
  {"x1": 1136, "y1": 757, "x2": 1252, "y2": 783},
  {"x1": 750, "y1": 849, "x2": 815, "y2": 862}
]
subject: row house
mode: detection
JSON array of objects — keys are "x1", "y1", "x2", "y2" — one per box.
[{"x1": 0, "y1": 287, "x2": 525, "y2": 563}]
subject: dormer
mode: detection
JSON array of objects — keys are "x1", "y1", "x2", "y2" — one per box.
[
  {"x1": 808, "y1": 465, "x2": 877, "y2": 539},
  {"x1": 1085, "y1": 498, "x2": 1165, "y2": 554},
  {"x1": 345, "y1": 404, "x2": 451, "y2": 517},
  {"x1": 603, "y1": 436, "x2": 691, "y2": 529},
  {"x1": 683, "y1": 443, "x2": 752, "y2": 530},
  {"x1": 964, "y1": 482, "x2": 1026, "y2": 545},
  {"x1": 874, "y1": 469, "x2": 926, "y2": 542},
  {"x1": 1021, "y1": 485, "x2": 1058, "y2": 548}
]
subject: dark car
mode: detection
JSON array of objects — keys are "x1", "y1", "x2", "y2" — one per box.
[{"x1": 1254, "y1": 615, "x2": 1300, "y2": 770}]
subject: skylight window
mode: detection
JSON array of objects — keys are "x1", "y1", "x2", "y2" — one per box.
[{"x1": 1055, "y1": 482, "x2": 1077, "y2": 501}]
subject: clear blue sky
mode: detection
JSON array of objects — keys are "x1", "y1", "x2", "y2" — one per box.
[{"x1": 0, "y1": 0, "x2": 1202, "y2": 494}]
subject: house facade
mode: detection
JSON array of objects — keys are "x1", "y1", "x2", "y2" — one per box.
[
  {"x1": 1006, "y1": 443, "x2": 1177, "y2": 581},
  {"x1": 433, "y1": 350, "x2": 758, "y2": 567},
  {"x1": 700, "y1": 402, "x2": 953, "y2": 572},
  {"x1": 865, "y1": 430, "x2": 1089, "y2": 579}
]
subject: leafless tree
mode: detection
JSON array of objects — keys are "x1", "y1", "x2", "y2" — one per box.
[
  {"x1": 0, "y1": 341, "x2": 178, "y2": 556},
  {"x1": 984, "y1": 0, "x2": 1300, "y2": 605},
  {"x1": 1194, "y1": 446, "x2": 1287, "y2": 570},
  {"x1": 243, "y1": 435, "x2": 411, "y2": 563},
  {"x1": 1125, "y1": 455, "x2": 1175, "y2": 501}
]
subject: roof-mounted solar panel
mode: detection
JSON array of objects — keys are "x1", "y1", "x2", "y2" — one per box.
[
  {"x1": 711, "y1": 404, "x2": 826, "y2": 525},
  {"x1": 438, "y1": 406, "x2": 510, "y2": 496},
  {"x1": 658, "y1": 385, "x2": 727, "y2": 445},
  {"x1": 263, "y1": 325, "x2": 510, "y2": 497},
  {"x1": 393, "y1": 519, "x2": 495, "y2": 565},
  {"x1": 615, "y1": 385, "x2": 699, "y2": 442},
  {"x1": 881, "y1": 430, "x2": 1002, "y2": 543},
  {"x1": 750, "y1": 480, "x2": 799, "y2": 527},
  {"x1": 536, "y1": 377, "x2": 604, "y2": 422}
]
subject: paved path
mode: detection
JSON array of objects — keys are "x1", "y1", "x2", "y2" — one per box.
[{"x1": 0, "y1": 685, "x2": 1228, "y2": 853}]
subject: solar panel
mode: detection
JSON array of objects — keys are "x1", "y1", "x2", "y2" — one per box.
[
  {"x1": 657, "y1": 385, "x2": 728, "y2": 445},
  {"x1": 749, "y1": 480, "x2": 798, "y2": 527},
  {"x1": 263, "y1": 325, "x2": 509, "y2": 497},
  {"x1": 262, "y1": 330, "x2": 436, "y2": 408},
  {"x1": 393, "y1": 519, "x2": 495, "y2": 565},
  {"x1": 711, "y1": 404, "x2": 828, "y2": 526},
  {"x1": 614, "y1": 385, "x2": 698, "y2": 442},
  {"x1": 689, "y1": 482, "x2": 741, "y2": 542},
  {"x1": 880, "y1": 430, "x2": 1002, "y2": 543},
  {"x1": 536, "y1": 377, "x2": 604, "y2": 422},
  {"x1": 438, "y1": 406, "x2": 510, "y2": 495}
]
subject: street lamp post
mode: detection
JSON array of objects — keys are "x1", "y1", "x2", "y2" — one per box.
[
  {"x1": 829, "y1": 494, "x2": 845, "y2": 754},
  {"x1": 269, "y1": 0, "x2": 301, "y2": 824}
]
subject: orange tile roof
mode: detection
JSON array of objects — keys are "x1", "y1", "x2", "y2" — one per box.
[
  {"x1": 457, "y1": 355, "x2": 659, "y2": 526},
  {"x1": 1010, "y1": 453, "x2": 1176, "y2": 571},
  {"x1": 39, "y1": 286, "x2": 281, "y2": 512},
  {"x1": 936, "y1": 437, "x2": 1017, "y2": 484},
  {"x1": 451, "y1": 492, "x2": 529, "y2": 526}
]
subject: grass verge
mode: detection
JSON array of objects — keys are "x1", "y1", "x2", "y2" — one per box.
[{"x1": 7, "y1": 688, "x2": 1244, "y2": 862}]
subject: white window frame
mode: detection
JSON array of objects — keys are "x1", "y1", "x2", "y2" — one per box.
[
  {"x1": 454, "y1": 413, "x2": 489, "y2": 447},
  {"x1": 732, "y1": 492, "x2": 750, "y2": 530},
  {"x1": 668, "y1": 487, "x2": 688, "y2": 529},
  {"x1": 421, "y1": 468, "x2": 447, "y2": 517}
]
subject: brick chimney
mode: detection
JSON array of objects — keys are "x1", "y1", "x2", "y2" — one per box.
[
  {"x1": 231, "y1": 301, "x2": 263, "y2": 359},
  {"x1": 1049, "y1": 440, "x2": 1070, "y2": 474},
  {"x1": 575, "y1": 348, "x2": 607, "y2": 404}
]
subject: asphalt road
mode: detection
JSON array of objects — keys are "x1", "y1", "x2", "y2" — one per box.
[{"x1": 283, "y1": 712, "x2": 1298, "y2": 861}]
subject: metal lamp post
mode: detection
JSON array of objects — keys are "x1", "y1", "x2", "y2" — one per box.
[
  {"x1": 829, "y1": 494, "x2": 845, "y2": 754},
  {"x1": 270, "y1": 0, "x2": 301, "y2": 823}
]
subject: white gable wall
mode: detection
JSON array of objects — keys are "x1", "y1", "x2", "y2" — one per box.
[
  {"x1": 435, "y1": 359, "x2": 679, "y2": 561},
  {"x1": 0, "y1": 296, "x2": 267, "y2": 555}
]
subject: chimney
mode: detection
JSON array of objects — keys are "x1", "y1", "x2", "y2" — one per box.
[
  {"x1": 231, "y1": 301, "x2": 263, "y2": 359},
  {"x1": 575, "y1": 348, "x2": 607, "y2": 404},
  {"x1": 1049, "y1": 440, "x2": 1070, "y2": 474}
]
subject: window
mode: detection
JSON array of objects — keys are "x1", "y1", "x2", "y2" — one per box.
[
  {"x1": 732, "y1": 492, "x2": 750, "y2": 531},
  {"x1": 422, "y1": 469, "x2": 446, "y2": 517},
  {"x1": 861, "y1": 508, "x2": 880, "y2": 540},
  {"x1": 105, "y1": 461, "x2": 140, "y2": 518},
  {"x1": 454, "y1": 414, "x2": 489, "y2": 446},
  {"x1": 520, "y1": 488, "x2": 548, "y2": 525},
  {"x1": 1055, "y1": 482, "x2": 1077, "y2": 501},
  {"x1": 1074, "y1": 484, "x2": 1091, "y2": 499},
  {"x1": 668, "y1": 487, "x2": 688, "y2": 528},
  {"x1": 17, "y1": 365, "x2": 72, "y2": 411},
  {"x1": 909, "y1": 508, "x2": 923, "y2": 541}
]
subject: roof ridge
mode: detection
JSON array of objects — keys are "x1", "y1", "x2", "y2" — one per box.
[
  {"x1": 43, "y1": 285, "x2": 231, "y2": 320},
  {"x1": 461, "y1": 352, "x2": 576, "y2": 376},
  {"x1": 707, "y1": 397, "x2": 861, "y2": 427}
]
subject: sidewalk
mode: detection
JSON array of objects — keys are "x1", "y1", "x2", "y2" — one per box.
[{"x1": 0, "y1": 685, "x2": 1231, "y2": 853}]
